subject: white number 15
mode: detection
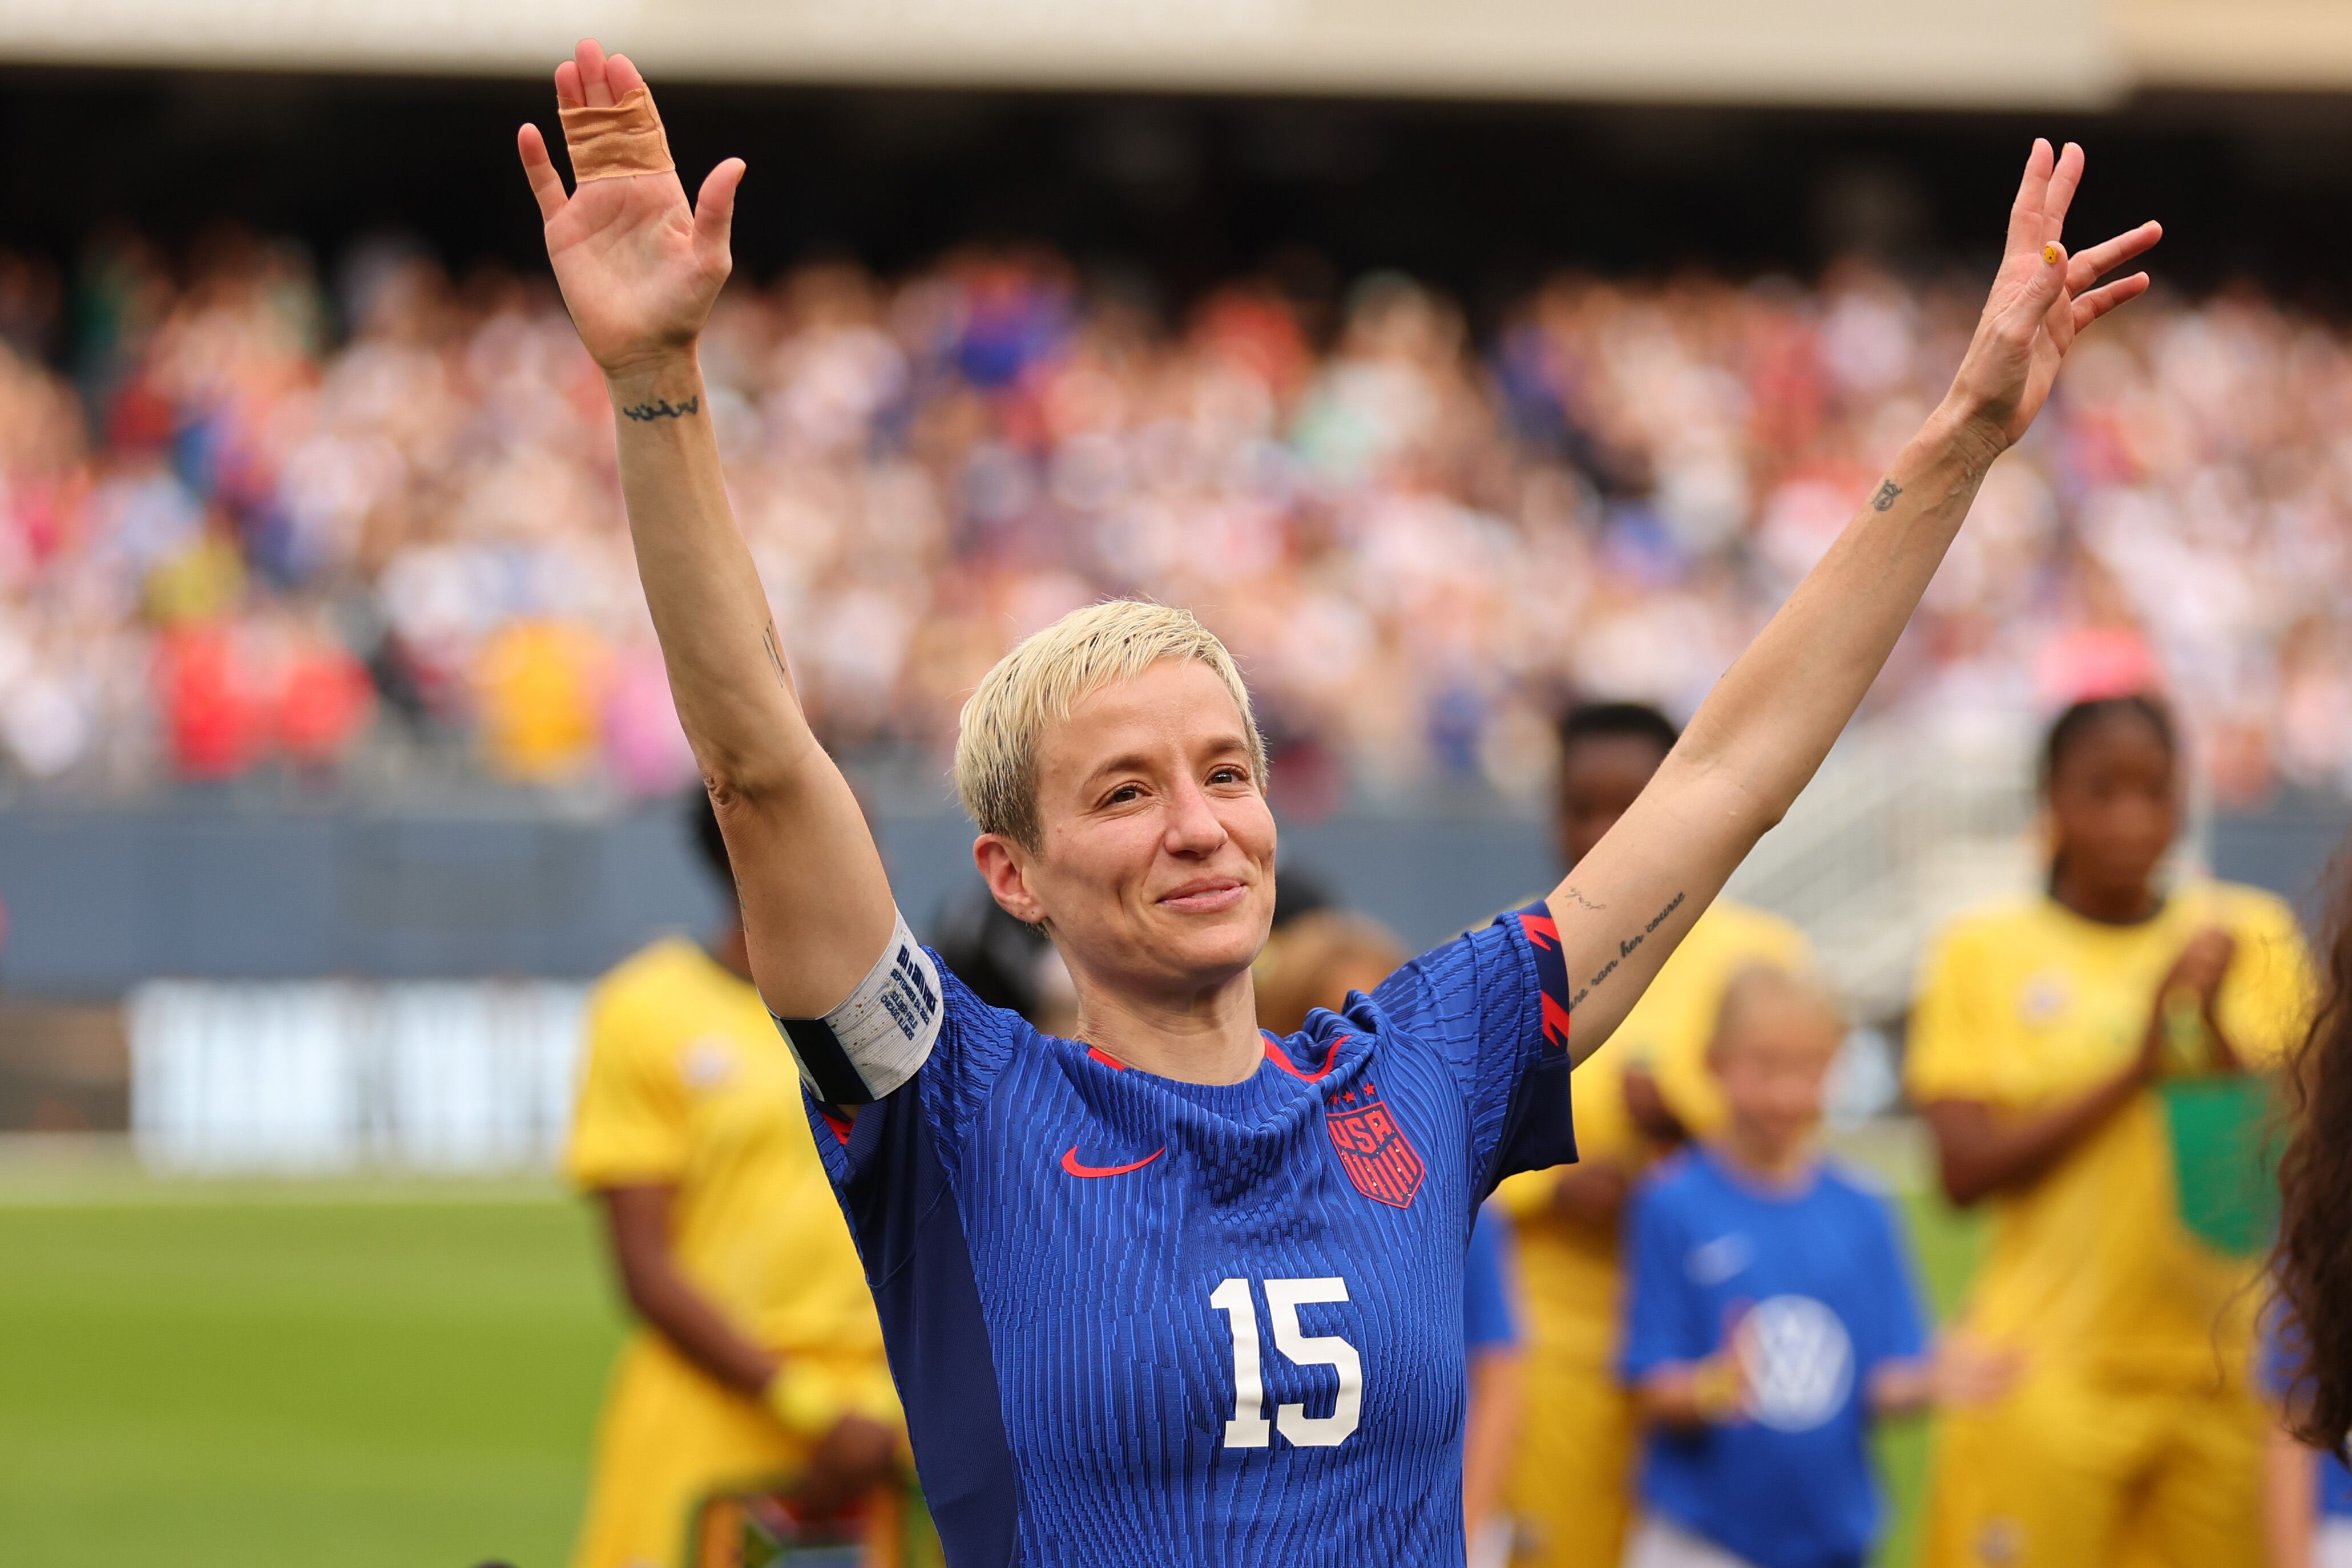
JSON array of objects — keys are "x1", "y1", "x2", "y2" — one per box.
[{"x1": 1208, "y1": 1276, "x2": 1362, "y2": 1448}]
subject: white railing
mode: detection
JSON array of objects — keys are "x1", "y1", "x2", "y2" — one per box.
[
  {"x1": 128, "y1": 980, "x2": 587, "y2": 1173},
  {"x1": 1721, "y1": 719, "x2": 2044, "y2": 1022}
]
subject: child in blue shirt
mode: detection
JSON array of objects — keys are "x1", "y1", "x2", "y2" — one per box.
[{"x1": 1619, "y1": 965, "x2": 1934, "y2": 1568}]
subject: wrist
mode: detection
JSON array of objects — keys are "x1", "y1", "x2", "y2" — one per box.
[
  {"x1": 1921, "y1": 396, "x2": 2008, "y2": 482},
  {"x1": 603, "y1": 348, "x2": 703, "y2": 403}
]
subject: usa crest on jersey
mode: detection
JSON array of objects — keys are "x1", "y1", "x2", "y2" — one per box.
[{"x1": 1325, "y1": 1084, "x2": 1425, "y2": 1208}]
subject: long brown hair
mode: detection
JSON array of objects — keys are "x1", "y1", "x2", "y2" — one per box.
[{"x1": 2273, "y1": 854, "x2": 2352, "y2": 1460}]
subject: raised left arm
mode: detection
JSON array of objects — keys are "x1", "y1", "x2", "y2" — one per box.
[{"x1": 1547, "y1": 140, "x2": 2159, "y2": 1065}]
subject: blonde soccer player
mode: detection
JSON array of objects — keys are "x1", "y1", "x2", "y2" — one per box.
[
  {"x1": 567, "y1": 791, "x2": 904, "y2": 1568},
  {"x1": 1910, "y1": 695, "x2": 2317, "y2": 1568},
  {"x1": 518, "y1": 41, "x2": 2157, "y2": 1563},
  {"x1": 1494, "y1": 703, "x2": 1807, "y2": 1568}
]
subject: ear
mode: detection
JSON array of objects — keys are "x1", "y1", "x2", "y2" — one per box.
[{"x1": 974, "y1": 833, "x2": 1048, "y2": 926}]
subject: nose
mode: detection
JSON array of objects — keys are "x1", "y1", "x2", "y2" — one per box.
[{"x1": 1162, "y1": 775, "x2": 1230, "y2": 858}]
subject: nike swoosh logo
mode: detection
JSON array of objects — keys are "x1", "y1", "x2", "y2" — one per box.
[{"x1": 1060, "y1": 1145, "x2": 1164, "y2": 1178}]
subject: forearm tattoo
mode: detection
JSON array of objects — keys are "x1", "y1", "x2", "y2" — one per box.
[
  {"x1": 1569, "y1": 891, "x2": 1687, "y2": 1011},
  {"x1": 1554, "y1": 885, "x2": 1607, "y2": 912},
  {"x1": 761, "y1": 623, "x2": 791, "y2": 692},
  {"x1": 1870, "y1": 479, "x2": 1903, "y2": 512},
  {"x1": 620, "y1": 395, "x2": 700, "y2": 422}
]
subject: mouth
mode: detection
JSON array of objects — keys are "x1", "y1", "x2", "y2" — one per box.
[{"x1": 1156, "y1": 876, "x2": 1249, "y2": 915}]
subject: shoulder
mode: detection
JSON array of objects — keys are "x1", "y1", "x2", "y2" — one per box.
[
  {"x1": 1633, "y1": 1146, "x2": 1712, "y2": 1211},
  {"x1": 588, "y1": 937, "x2": 709, "y2": 1028},
  {"x1": 2197, "y1": 881, "x2": 2305, "y2": 942},
  {"x1": 1816, "y1": 1157, "x2": 1903, "y2": 1222},
  {"x1": 1921, "y1": 896, "x2": 2048, "y2": 971}
]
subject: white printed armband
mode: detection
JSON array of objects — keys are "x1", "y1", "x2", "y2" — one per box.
[{"x1": 771, "y1": 911, "x2": 942, "y2": 1105}]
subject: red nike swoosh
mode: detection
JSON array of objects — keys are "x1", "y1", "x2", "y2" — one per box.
[{"x1": 1060, "y1": 1145, "x2": 1164, "y2": 1178}]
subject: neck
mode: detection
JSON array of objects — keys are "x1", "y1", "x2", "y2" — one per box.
[
  {"x1": 1713, "y1": 1124, "x2": 1814, "y2": 1186},
  {"x1": 1070, "y1": 968, "x2": 1266, "y2": 1085},
  {"x1": 705, "y1": 910, "x2": 755, "y2": 983},
  {"x1": 2051, "y1": 864, "x2": 2161, "y2": 926}
]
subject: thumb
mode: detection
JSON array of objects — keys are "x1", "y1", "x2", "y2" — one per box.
[
  {"x1": 693, "y1": 157, "x2": 746, "y2": 276},
  {"x1": 1998, "y1": 239, "x2": 2068, "y2": 338}
]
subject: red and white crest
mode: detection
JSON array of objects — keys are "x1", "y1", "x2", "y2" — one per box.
[{"x1": 1325, "y1": 1090, "x2": 1425, "y2": 1209}]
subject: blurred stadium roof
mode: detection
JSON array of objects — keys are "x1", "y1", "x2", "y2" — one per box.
[{"x1": 2, "y1": 0, "x2": 2347, "y2": 106}]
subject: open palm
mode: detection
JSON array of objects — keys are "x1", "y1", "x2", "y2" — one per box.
[
  {"x1": 1949, "y1": 139, "x2": 2160, "y2": 451},
  {"x1": 518, "y1": 41, "x2": 744, "y2": 376}
]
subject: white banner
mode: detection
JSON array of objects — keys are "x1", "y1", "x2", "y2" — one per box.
[{"x1": 128, "y1": 979, "x2": 587, "y2": 1173}]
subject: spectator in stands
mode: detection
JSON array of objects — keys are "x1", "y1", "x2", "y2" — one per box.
[
  {"x1": 1620, "y1": 964, "x2": 1935, "y2": 1568},
  {"x1": 1908, "y1": 695, "x2": 2315, "y2": 1568},
  {"x1": 6, "y1": 236, "x2": 2352, "y2": 803},
  {"x1": 1492, "y1": 701, "x2": 1807, "y2": 1568},
  {"x1": 564, "y1": 789, "x2": 906, "y2": 1567}
]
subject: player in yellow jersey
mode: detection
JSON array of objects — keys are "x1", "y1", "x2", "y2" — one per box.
[
  {"x1": 1909, "y1": 695, "x2": 2316, "y2": 1568},
  {"x1": 567, "y1": 790, "x2": 905, "y2": 1568},
  {"x1": 1494, "y1": 703, "x2": 1809, "y2": 1568}
]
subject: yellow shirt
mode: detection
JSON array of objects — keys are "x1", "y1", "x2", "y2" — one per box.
[
  {"x1": 565, "y1": 937, "x2": 883, "y2": 1361},
  {"x1": 1495, "y1": 898, "x2": 1810, "y2": 1362},
  {"x1": 1906, "y1": 884, "x2": 2314, "y2": 1387}
]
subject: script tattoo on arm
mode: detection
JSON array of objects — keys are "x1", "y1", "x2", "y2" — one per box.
[
  {"x1": 620, "y1": 395, "x2": 701, "y2": 422},
  {"x1": 1567, "y1": 891, "x2": 1687, "y2": 1012},
  {"x1": 761, "y1": 623, "x2": 792, "y2": 693},
  {"x1": 1554, "y1": 885, "x2": 1606, "y2": 912},
  {"x1": 1870, "y1": 479, "x2": 1903, "y2": 512}
]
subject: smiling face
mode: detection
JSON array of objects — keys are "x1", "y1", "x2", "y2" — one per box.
[{"x1": 978, "y1": 657, "x2": 1278, "y2": 1008}]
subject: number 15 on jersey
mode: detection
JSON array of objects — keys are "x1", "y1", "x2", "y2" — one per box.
[{"x1": 1209, "y1": 1276, "x2": 1362, "y2": 1449}]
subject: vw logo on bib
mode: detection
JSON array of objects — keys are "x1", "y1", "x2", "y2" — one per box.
[{"x1": 1732, "y1": 1295, "x2": 1854, "y2": 1432}]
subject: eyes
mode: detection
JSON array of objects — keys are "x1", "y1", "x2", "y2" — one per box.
[{"x1": 1098, "y1": 764, "x2": 1253, "y2": 810}]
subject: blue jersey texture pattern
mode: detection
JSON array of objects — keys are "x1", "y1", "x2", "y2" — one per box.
[
  {"x1": 806, "y1": 907, "x2": 1574, "y2": 1567},
  {"x1": 1620, "y1": 1147, "x2": 1926, "y2": 1568}
]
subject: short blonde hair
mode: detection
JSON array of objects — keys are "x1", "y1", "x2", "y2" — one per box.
[
  {"x1": 954, "y1": 600, "x2": 1268, "y2": 848},
  {"x1": 1707, "y1": 963, "x2": 1846, "y2": 1062}
]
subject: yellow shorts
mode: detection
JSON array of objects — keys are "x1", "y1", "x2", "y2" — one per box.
[
  {"x1": 1921, "y1": 1368, "x2": 2264, "y2": 1568},
  {"x1": 1506, "y1": 1343, "x2": 1637, "y2": 1568},
  {"x1": 569, "y1": 1333, "x2": 901, "y2": 1568}
]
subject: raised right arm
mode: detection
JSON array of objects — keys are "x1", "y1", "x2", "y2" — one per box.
[{"x1": 519, "y1": 41, "x2": 894, "y2": 1016}]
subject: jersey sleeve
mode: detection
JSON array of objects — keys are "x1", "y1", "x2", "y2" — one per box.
[
  {"x1": 1618, "y1": 1174, "x2": 1709, "y2": 1381},
  {"x1": 800, "y1": 949, "x2": 1023, "y2": 1199},
  {"x1": 1370, "y1": 902, "x2": 1576, "y2": 1197},
  {"x1": 563, "y1": 980, "x2": 690, "y2": 1189},
  {"x1": 1463, "y1": 1205, "x2": 1522, "y2": 1353},
  {"x1": 2217, "y1": 890, "x2": 2319, "y2": 1068},
  {"x1": 1905, "y1": 921, "x2": 2000, "y2": 1105}
]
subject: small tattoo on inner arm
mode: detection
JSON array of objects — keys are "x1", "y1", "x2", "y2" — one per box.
[
  {"x1": 1555, "y1": 886, "x2": 1605, "y2": 912},
  {"x1": 761, "y1": 624, "x2": 792, "y2": 691},
  {"x1": 1871, "y1": 479, "x2": 1903, "y2": 512},
  {"x1": 620, "y1": 395, "x2": 700, "y2": 422}
]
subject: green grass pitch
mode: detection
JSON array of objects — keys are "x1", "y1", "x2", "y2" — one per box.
[{"x1": 0, "y1": 1171, "x2": 1983, "y2": 1568}]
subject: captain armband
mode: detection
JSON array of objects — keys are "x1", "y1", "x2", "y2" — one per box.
[{"x1": 771, "y1": 910, "x2": 942, "y2": 1106}]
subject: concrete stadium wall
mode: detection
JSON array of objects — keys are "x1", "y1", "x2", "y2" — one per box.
[
  {"x1": 2, "y1": 789, "x2": 2343, "y2": 1000},
  {"x1": 0, "y1": 797, "x2": 1560, "y2": 999}
]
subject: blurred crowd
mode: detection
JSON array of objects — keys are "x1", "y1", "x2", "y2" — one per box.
[{"x1": 2, "y1": 230, "x2": 2349, "y2": 804}]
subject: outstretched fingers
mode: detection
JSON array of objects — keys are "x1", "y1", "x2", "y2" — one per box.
[
  {"x1": 606, "y1": 51, "x2": 647, "y2": 98},
  {"x1": 2073, "y1": 272, "x2": 2151, "y2": 330},
  {"x1": 2068, "y1": 221, "x2": 2163, "y2": 293},
  {"x1": 2043, "y1": 142, "x2": 2086, "y2": 232},
  {"x1": 2004, "y1": 139, "x2": 2058, "y2": 258},
  {"x1": 518, "y1": 124, "x2": 567, "y2": 221}
]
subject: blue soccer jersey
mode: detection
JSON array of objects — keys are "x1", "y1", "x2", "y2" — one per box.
[
  {"x1": 805, "y1": 907, "x2": 1575, "y2": 1567},
  {"x1": 1620, "y1": 1147, "x2": 1926, "y2": 1568}
]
